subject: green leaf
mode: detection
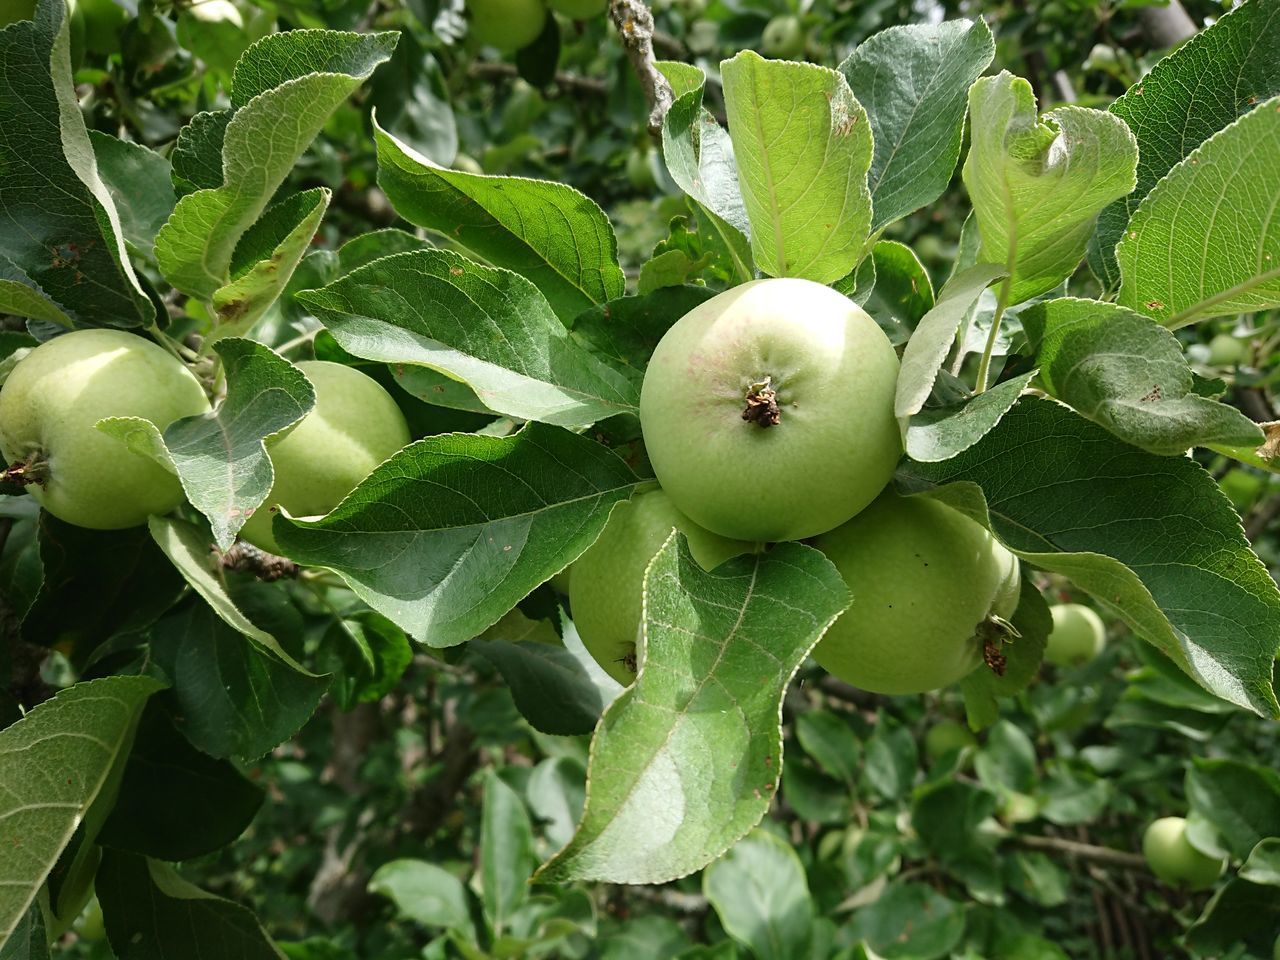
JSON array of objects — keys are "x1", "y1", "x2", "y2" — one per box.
[
  {"x1": 275, "y1": 424, "x2": 642, "y2": 648},
  {"x1": 155, "y1": 30, "x2": 397, "y2": 298},
  {"x1": 367, "y1": 34, "x2": 457, "y2": 166},
  {"x1": 149, "y1": 603, "x2": 329, "y2": 763},
  {"x1": 96, "y1": 850, "x2": 284, "y2": 960},
  {"x1": 721, "y1": 51, "x2": 872, "y2": 284},
  {"x1": 171, "y1": 110, "x2": 232, "y2": 195},
  {"x1": 963, "y1": 71, "x2": 1137, "y2": 305},
  {"x1": 912, "y1": 780, "x2": 999, "y2": 891},
  {"x1": 148, "y1": 516, "x2": 316, "y2": 675},
  {"x1": 567, "y1": 285, "x2": 715, "y2": 395},
  {"x1": 212, "y1": 188, "x2": 331, "y2": 339},
  {"x1": 1239, "y1": 838, "x2": 1280, "y2": 886},
  {"x1": 704, "y1": 830, "x2": 814, "y2": 960},
  {"x1": 319, "y1": 610, "x2": 413, "y2": 710},
  {"x1": 656, "y1": 61, "x2": 752, "y2": 273},
  {"x1": 473, "y1": 611, "x2": 621, "y2": 737},
  {"x1": 794, "y1": 710, "x2": 860, "y2": 784},
  {"x1": 839, "y1": 18, "x2": 995, "y2": 230},
  {"x1": 896, "y1": 264, "x2": 1006, "y2": 434},
  {"x1": 1022, "y1": 298, "x2": 1262, "y2": 454},
  {"x1": 170, "y1": 340, "x2": 314, "y2": 548},
  {"x1": 1116, "y1": 96, "x2": 1280, "y2": 328},
  {"x1": 863, "y1": 724, "x2": 918, "y2": 801},
  {"x1": 88, "y1": 132, "x2": 176, "y2": 261},
  {"x1": 904, "y1": 373, "x2": 1033, "y2": 463},
  {"x1": 1186, "y1": 875, "x2": 1280, "y2": 955},
  {"x1": 0, "y1": 904, "x2": 47, "y2": 960},
  {"x1": 0, "y1": 0, "x2": 153, "y2": 328},
  {"x1": 0, "y1": 676, "x2": 162, "y2": 945},
  {"x1": 1091, "y1": 0, "x2": 1280, "y2": 288},
  {"x1": 536, "y1": 536, "x2": 849, "y2": 883},
  {"x1": 900, "y1": 396, "x2": 1280, "y2": 718},
  {"x1": 975, "y1": 720, "x2": 1037, "y2": 794},
  {"x1": 368, "y1": 860, "x2": 474, "y2": 934},
  {"x1": 1186, "y1": 759, "x2": 1280, "y2": 860},
  {"x1": 96, "y1": 705, "x2": 263, "y2": 861},
  {"x1": 526, "y1": 757, "x2": 586, "y2": 854},
  {"x1": 866, "y1": 241, "x2": 934, "y2": 337},
  {"x1": 296, "y1": 249, "x2": 637, "y2": 428},
  {"x1": 374, "y1": 121, "x2": 624, "y2": 320},
  {"x1": 481, "y1": 771, "x2": 536, "y2": 935},
  {"x1": 845, "y1": 883, "x2": 964, "y2": 960},
  {"x1": 22, "y1": 516, "x2": 185, "y2": 662}
]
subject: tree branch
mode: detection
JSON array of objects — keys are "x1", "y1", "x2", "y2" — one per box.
[
  {"x1": 467, "y1": 61, "x2": 608, "y2": 98},
  {"x1": 1013, "y1": 833, "x2": 1147, "y2": 870},
  {"x1": 609, "y1": 0, "x2": 674, "y2": 136}
]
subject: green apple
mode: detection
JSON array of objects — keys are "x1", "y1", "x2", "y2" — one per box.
[
  {"x1": 0, "y1": 329, "x2": 210, "y2": 529},
  {"x1": 239, "y1": 361, "x2": 410, "y2": 554},
  {"x1": 74, "y1": 896, "x2": 105, "y2": 942},
  {"x1": 569, "y1": 488, "x2": 752, "y2": 684},
  {"x1": 924, "y1": 720, "x2": 976, "y2": 761},
  {"x1": 1273, "y1": 933, "x2": 1279, "y2": 960},
  {"x1": 810, "y1": 493, "x2": 1021, "y2": 695},
  {"x1": 639, "y1": 278, "x2": 901, "y2": 542},
  {"x1": 1207, "y1": 333, "x2": 1246, "y2": 366},
  {"x1": 626, "y1": 148, "x2": 656, "y2": 190},
  {"x1": 1000, "y1": 791, "x2": 1039, "y2": 824},
  {"x1": 547, "y1": 0, "x2": 605, "y2": 17},
  {"x1": 1044, "y1": 603, "x2": 1105, "y2": 667},
  {"x1": 1142, "y1": 816, "x2": 1225, "y2": 890},
  {"x1": 467, "y1": 0, "x2": 547, "y2": 52},
  {"x1": 760, "y1": 14, "x2": 804, "y2": 58}
]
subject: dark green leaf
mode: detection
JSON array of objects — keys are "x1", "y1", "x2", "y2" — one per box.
[
  {"x1": 275, "y1": 424, "x2": 642, "y2": 648},
  {"x1": 900, "y1": 396, "x2": 1280, "y2": 717},
  {"x1": 97, "y1": 705, "x2": 263, "y2": 861}
]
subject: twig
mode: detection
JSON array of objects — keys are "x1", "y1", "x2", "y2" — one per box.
[
  {"x1": 814, "y1": 675, "x2": 885, "y2": 711},
  {"x1": 1014, "y1": 833, "x2": 1147, "y2": 870},
  {"x1": 609, "y1": 0, "x2": 674, "y2": 136},
  {"x1": 467, "y1": 61, "x2": 608, "y2": 97}
]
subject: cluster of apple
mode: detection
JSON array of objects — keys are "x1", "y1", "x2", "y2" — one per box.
[
  {"x1": 569, "y1": 277, "x2": 1025, "y2": 693},
  {"x1": 0, "y1": 330, "x2": 409, "y2": 548},
  {"x1": 465, "y1": 0, "x2": 607, "y2": 55}
]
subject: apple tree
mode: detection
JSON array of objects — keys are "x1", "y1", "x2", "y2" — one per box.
[{"x1": 1, "y1": 0, "x2": 1279, "y2": 958}]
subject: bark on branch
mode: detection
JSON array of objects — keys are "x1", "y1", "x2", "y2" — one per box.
[
  {"x1": 1014, "y1": 833, "x2": 1147, "y2": 870},
  {"x1": 609, "y1": 0, "x2": 673, "y2": 136}
]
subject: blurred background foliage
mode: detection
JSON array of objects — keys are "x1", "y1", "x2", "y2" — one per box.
[{"x1": 43, "y1": 0, "x2": 1280, "y2": 957}]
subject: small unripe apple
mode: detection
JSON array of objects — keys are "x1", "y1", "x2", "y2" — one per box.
[
  {"x1": 569, "y1": 488, "x2": 752, "y2": 684},
  {"x1": 240, "y1": 361, "x2": 410, "y2": 553},
  {"x1": 1142, "y1": 816, "x2": 1225, "y2": 890},
  {"x1": 626, "y1": 148, "x2": 656, "y2": 190},
  {"x1": 1207, "y1": 333, "x2": 1246, "y2": 366},
  {"x1": 547, "y1": 0, "x2": 605, "y2": 17},
  {"x1": 74, "y1": 896, "x2": 105, "y2": 942},
  {"x1": 467, "y1": 0, "x2": 547, "y2": 52},
  {"x1": 639, "y1": 278, "x2": 901, "y2": 543},
  {"x1": 1044, "y1": 603, "x2": 1105, "y2": 667},
  {"x1": 1273, "y1": 933, "x2": 1279, "y2": 960},
  {"x1": 811, "y1": 493, "x2": 1021, "y2": 695},
  {"x1": 760, "y1": 15, "x2": 804, "y2": 58},
  {"x1": 0, "y1": 329, "x2": 211, "y2": 529},
  {"x1": 924, "y1": 720, "x2": 976, "y2": 761}
]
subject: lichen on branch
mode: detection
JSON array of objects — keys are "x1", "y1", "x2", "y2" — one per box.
[{"x1": 609, "y1": 0, "x2": 674, "y2": 136}]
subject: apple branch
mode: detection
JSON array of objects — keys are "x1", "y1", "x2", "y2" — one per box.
[
  {"x1": 609, "y1": 0, "x2": 673, "y2": 136},
  {"x1": 1014, "y1": 833, "x2": 1147, "y2": 870}
]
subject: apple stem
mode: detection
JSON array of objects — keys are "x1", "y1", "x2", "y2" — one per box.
[
  {"x1": 0, "y1": 454, "x2": 50, "y2": 487},
  {"x1": 742, "y1": 377, "x2": 781, "y2": 427}
]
